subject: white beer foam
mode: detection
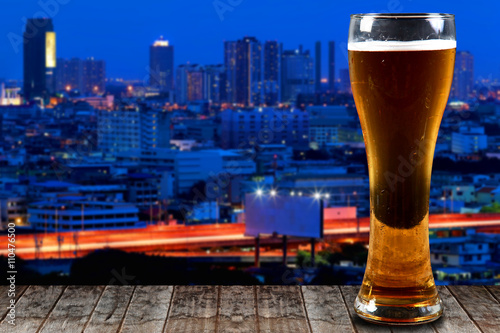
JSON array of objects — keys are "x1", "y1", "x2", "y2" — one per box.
[{"x1": 348, "y1": 40, "x2": 456, "y2": 51}]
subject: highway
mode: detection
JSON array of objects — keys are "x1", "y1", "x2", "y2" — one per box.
[{"x1": 2, "y1": 213, "x2": 500, "y2": 260}]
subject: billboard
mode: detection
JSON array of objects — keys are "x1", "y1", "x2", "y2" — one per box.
[
  {"x1": 244, "y1": 193, "x2": 323, "y2": 238},
  {"x1": 45, "y1": 32, "x2": 56, "y2": 68}
]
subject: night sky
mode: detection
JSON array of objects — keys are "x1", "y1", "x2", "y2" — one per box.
[{"x1": 1, "y1": 0, "x2": 499, "y2": 81}]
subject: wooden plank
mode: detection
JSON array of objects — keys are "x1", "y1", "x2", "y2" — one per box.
[
  {"x1": 164, "y1": 285, "x2": 218, "y2": 333},
  {"x1": 431, "y1": 286, "x2": 480, "y2": 333},
  {"x1": 0, "y1": 285, "x2": 64, "y2": 333},
  {"x1": 301, "y1": 286, "x2": 353, "y2": 333},
  {"x1": 120, "y1": 286, "x2": 172, "y2": 333},
  {"x1": 256, "y1": 285, "x2": 311, "y2": 333},
  {"x1": 37, "y1": 285, "x2": 104, "y2": 333},
  {"x1": 485, "y1": 285, "x2": 500, "y2": 303},
  {"x1": 0, "y1": 285, "x2": 27, "y2": 322},
  {"x1": 448, "y1": 285, "x2": 500, "y2": 333},
  {"x1": 216, "y1": 286, "x2": 257, "y2": 333},
  {"x1": 83, "y1": 285, "x2": 135, "y2": 333}
]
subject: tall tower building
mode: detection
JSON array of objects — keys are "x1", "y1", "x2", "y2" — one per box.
[
  {"x1": 56, "y1": 58, "x2": 83, "y2": 92},
  {"x1": 176, "y1": 64, "x2": 205, "y2": 104},
  {"x1": 263, "y1": 41, "x2": 280, "y2": 106},
  {"x1": 205, "y1": 64, "x2": 226, "y2": 104},
  {"x1": 328, "y1": 41, "x2": 335, "y2": 93},
  {"x1": 23, "y1": 18, "x2": 56, "y2": 101},
  {"x1": 281, "y1": 48, "x2": 314, "y2": 103},
  {"x1": 451, "y1": 51, "x2": 474, "y2": 101},
  {"x1": 235, "y1": 37, "x2": 262, "y2": 106},
  {"x1": 315, "y1": 41, "x2": 322, "y2": 93},
  {"x1": 56, "y1": 57, "x2": 106, "y2": 95},
  {"x1": 224, "y1": 41, "x2": 238, "y2": 103},
  {"x1": 82, "y1": 58, "x2": 106, "y2": 95},
  {"x1": 149, "y1": 37, "x2": 174, "y2": 91}
]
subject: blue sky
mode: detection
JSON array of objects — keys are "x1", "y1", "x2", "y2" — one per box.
[{"x1": 1, "y1": 0, "x2": 499, "y2": 80}]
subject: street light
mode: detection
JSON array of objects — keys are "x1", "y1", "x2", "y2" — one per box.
[
  {"x1": 256, "y1": 189, "x2": 263, "y2": 197},
  {"x1": 270, "y1": 189, "x2": 277, "y2": 197},
  {"x1": 313, "y1": 192, "x2": 322, "y2": 200}
]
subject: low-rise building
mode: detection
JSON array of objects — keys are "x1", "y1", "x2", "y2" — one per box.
[
  {"x1": 0, "y1": 195, "x2": 28, "y2": 229},
  {"x1": 116, "y1": 148, "x2": 256, "y2": 195},
  {"x1": 28, "y1": 199, "x2": 143, "y2": 232},
  {"x1": 476, "y1": 186, "x2": 500, "y2": 205},
  {"x1": 430, "y1": 233, "x2": 499, "y2": 266},
  {"x1": 451, "y1": 126, "x2": 488, "y2": 154}
]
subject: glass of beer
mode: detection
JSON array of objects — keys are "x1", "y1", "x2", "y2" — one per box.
[{"x1": 349, "y1": 13, "x2": 456, "y2": 324}]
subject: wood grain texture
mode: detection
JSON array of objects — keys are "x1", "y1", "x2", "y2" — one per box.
[
  {"x1": 120, "y1": 285, "x2": 172, "y2": 333},
  {"x1": 83, "y1": 285, "x2": 135, "y2": 333},
  {"x1": 4, "y1": 285, "x2": 500, "y2": 333},
  {"x1": 217, "y1": 286, "x2": 257, "y2": 333},
  {"x1": 0, "y1": 285, "x2": 64, "y2": 333},
  {"x1": 301, "y1": 286, "x2": 353, "y2": 333},
  {"x1": 256, "y1": 285, "x2": 311, "y2": 333},
  {"x1": 0, "y1": 285, "x2": 27, "y2": 323},
  {"x1": 448, "y1": 285, "x2": 500, "y2": 333},
  {"x1": 38, "y1": 285, "x2": 104, "y2": 333},
  {"x1": 164, "y1": 285, "x2": 219, "y2": 333},
  {"x1": 431, "y1": 286, "x2": 480, "y2": 333},
  {"x1": 485, "y1": 285, "x2": 500, "y2": 303}
]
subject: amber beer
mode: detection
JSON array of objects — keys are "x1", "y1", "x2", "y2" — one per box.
[{"x1": 349, "y1": 40, "x2": 456, "y2": 323}]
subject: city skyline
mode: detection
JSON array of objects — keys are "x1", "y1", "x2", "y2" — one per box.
[{"x1": 1, "y1": 0, "x2": 499, "y2": 81}]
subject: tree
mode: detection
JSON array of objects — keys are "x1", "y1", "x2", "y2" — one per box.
[{"x1": 480, "y1": 202, "x2": 500, "y2": 213}]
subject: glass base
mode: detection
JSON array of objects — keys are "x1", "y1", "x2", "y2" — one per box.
[{"x1": 354, "y1": 294, "x2": 443, "y2": 325}]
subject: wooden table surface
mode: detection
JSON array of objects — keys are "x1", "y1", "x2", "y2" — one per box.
[{"x1": 1, "y1": 285, "x2": 499, "y2": 333}]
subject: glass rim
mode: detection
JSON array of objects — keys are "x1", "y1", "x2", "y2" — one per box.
[{"x1": 350, "y1": 13, "x2": 454, "y2": 19}]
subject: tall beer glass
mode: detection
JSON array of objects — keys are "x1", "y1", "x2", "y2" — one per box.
[{"x1": 349, "y1": 13, "x2": 456, "y2": 324}]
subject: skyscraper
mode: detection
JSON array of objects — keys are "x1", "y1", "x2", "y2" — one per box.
[
  {"x1": 315, "y1": 41, "x2": 322, "y2": 93},
  {"x1": 56, "y1": 57, "x2": 106, "y2": 95},
  {"x1": 281, "y1": 48, "x2": 314, "y2": 103},
  {"x1": 235, "y1": 37, "x2": 262, "y2": 106},
  {"x1": 328, "y1": 41, "x2": 335, "y2": 93},
  {"x1": 451, "y1": 51, "x2": 474, "y2": 101},
  {"x1": 176, "y1": 64, "x2": 205, "y2": 104},
  {"x1": 224, "y1": 41, "x2": 238, "y2": 103},
  {"x1": 205, "y1": 64, "x2": 227, "y2": 104},
  {"x1": 263, "y1": 41, "x2": 280, "y2": 106},
  {"x1": 149, "y1": 37, "x2": 174, "y2": 91},
  {"x1": 82, "y1": 58, "x2": 106, "y2": 95},
  {"x1": 23, "y1": 18, "x2": 56, "y2": 101},
  {"x1": 56, "y1": 58, "x2": 82, "y2": 92}
]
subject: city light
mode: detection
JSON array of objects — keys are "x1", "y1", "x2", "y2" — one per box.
[
  {"x1": 153, "y1": 37, "x2": 169, "y2": 47},
  {"x1": 4, "y1": 8, "x2": 498, "y2": 289}
]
